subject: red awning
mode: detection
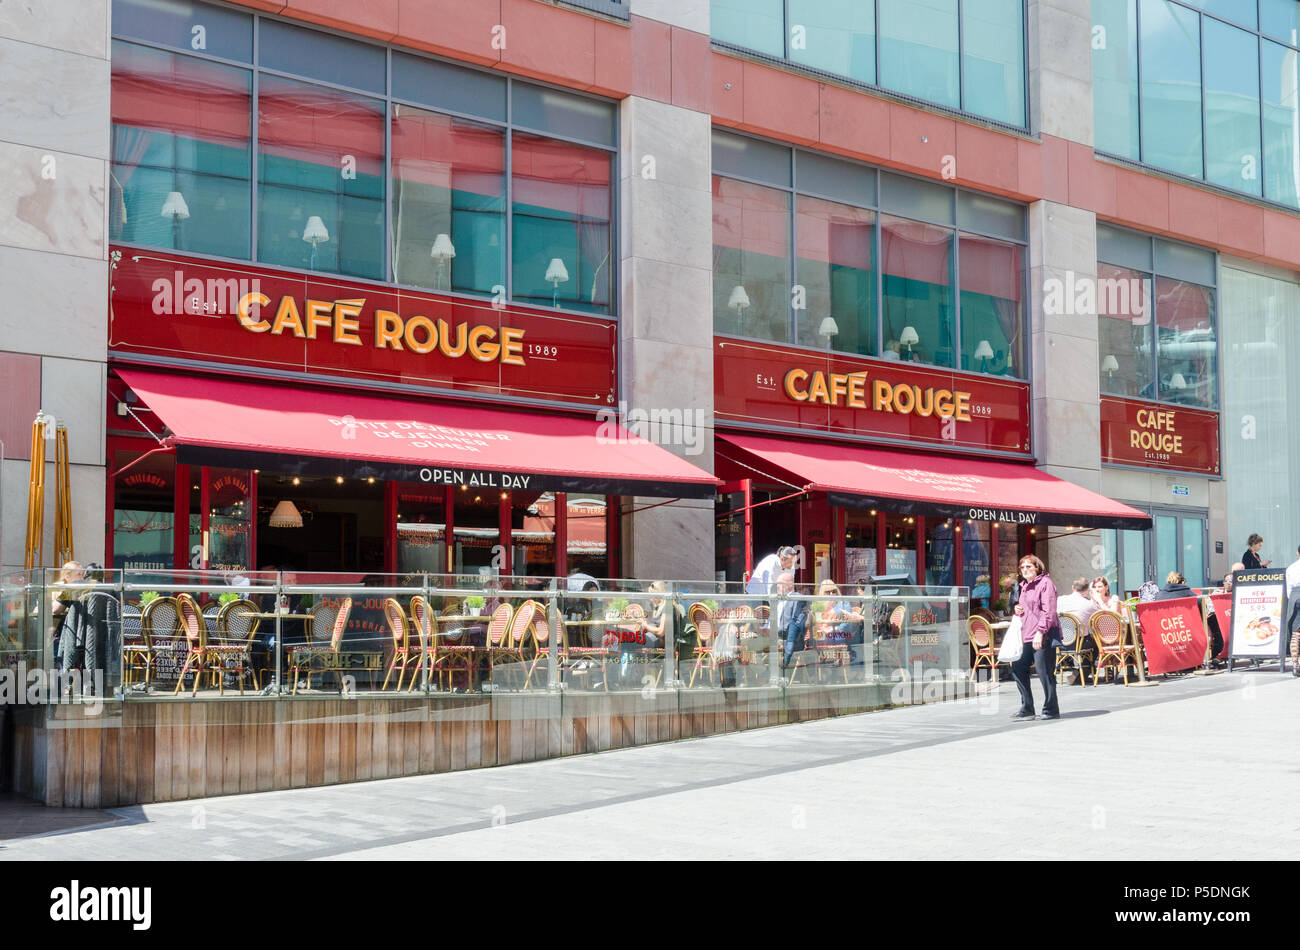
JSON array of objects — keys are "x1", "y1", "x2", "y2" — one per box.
[
  {"x1": 118, "y1": 369, "x2": 717, "y2": 499},
  {"x1": 718, "y1": 433, "x2": 1150, "y2": 530}
]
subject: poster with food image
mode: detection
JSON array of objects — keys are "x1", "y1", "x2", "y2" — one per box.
[{"x1": 1229, "y1": 569, "x2": 1287, "y2": 658}]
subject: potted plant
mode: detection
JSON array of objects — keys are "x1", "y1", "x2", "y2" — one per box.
[
  {"x1": 464, "y1": 595, "x2": 485, "y2": 616},
  {"x1": 607, "y1": 596, "x2": 629, "y2": 620},
  {"x1": 139, "y1": 591, "x2": 160, "y2": 606},
  {"x1": 218, "y1": 592, "x2": 241, "y2": 607}
]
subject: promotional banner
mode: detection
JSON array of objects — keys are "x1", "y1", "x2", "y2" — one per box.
[
  {"x1": 714, "y1": 337, "x2": 1031, "y2": 457},
  {"x1": 1229, "y1": 569, "x2": 1286, "y2": 659},
  {"x1": 1099, "y1": 395, "x2": 1220, "y2": 476},
  {"x1": 1207, "y1": 592, "x2": 1233, "y2": 659},
  {"x1": 1134, "y1": 597, "x2": 1208, "y2": 675}
]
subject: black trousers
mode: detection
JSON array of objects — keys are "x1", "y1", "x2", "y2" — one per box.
[{"x1": 1011, "y1": 641, "x2": 1058, "y2": 716}]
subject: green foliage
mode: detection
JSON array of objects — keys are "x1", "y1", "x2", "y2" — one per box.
[{"x1": 139, "y1": 591, "x2": 159, "y2": 606}]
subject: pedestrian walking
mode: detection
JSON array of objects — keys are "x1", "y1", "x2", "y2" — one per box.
[{"x1": 1009, "y1": 554, "x2": 1062, "y2": 721}]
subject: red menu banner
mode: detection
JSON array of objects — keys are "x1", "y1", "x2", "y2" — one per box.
[
  {"x1": 1134, "y1": 597, "x2": 1209, "y2": 675},
  {"x1": 1100, "y1": 395, "x2": 1220, "y2": 475},
  {"x1": 714, "y1": 338, "x2": 1031, "y2": 457},
  {"x1": 108, "y1": 247, "x2": 617, "y2": 407},
  {"x1": 1208, "y1": 592, "x2": 1232, "y2": 659}
]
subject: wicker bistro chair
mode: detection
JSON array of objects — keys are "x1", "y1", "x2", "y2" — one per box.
[
  {"x1": 381, "y1": 598, "x2": 420, "y2": 691},
  {"x1": 687, "y1": 603, "x2": 717, "y2": 687},
  {"x1": 1054, "y1": 612, "x2": 1092, "y2": 686},
  {"x1": 129, "y1": 597, "x2": 175, "y2": 689},
  {"x1": 497, "y1": 599, "x2": 545, "y2": 690},
  {"x1": 214, "y1": 598, "x2": 261, "y2": 692},
  {"x1": 522, "y1": 600, "x2": 561, "y2": 689},
  {"x1": 968, "y1": 614, "x2": 999, "y2": 682},
  {"x1": 172, "y1": 594, "x2": 212, "y2": 696},
  {"x1": 559, "y1": 614, "x2": 614, "y2": 691},
  {"x1": 289, "y1": 598, "x2": 353, "y2": 694},
  {"x1": 1090, "y1": 608, "x2": 1140, "y2": 685},
  {"x1": 482, "y1": 602, "x2": 518, "y2": 690}
]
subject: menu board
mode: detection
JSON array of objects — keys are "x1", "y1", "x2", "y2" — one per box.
[{"x1": 1228, "y1": 569, "x2": 1286, "y2": 659}]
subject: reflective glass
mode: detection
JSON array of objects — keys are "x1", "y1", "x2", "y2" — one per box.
[
  {"x1": 1121, "y1": 528, "x2": 1147, "y2": 594},
  {"x1": 713, "y1": 175, "x2": 792, "y2": 341},
  {"x1": 881, "y1": 216, "x2": 954, "y2": 368},
  {"x1": 961, "y1": 0, "x2": 1025, "y2": 125},
  {"x1": 1181, "y1": 0, "x2": 1256, "y2": 29},
  {"x1": 112, "y1": 448, "x2": 176, "y2": 571},
  {"x1": 1261, "y1": 0, "x2": 1300, "y2": 44},
  {"x1": 258, "y1": 18, "x2": 386, "y2": 94},
  {"x1": 1092, "y1": 0, "x2": 1140, "y2": 159},
  {"x1": 797, "y1": 151, "x2": 874, "y2": 207},
  {"x1": 512, "y1": 491, "x2": 557, "y2": 577},
  {"x1": 112, "y1": 0, "x2": 252, "y2": 61},
  {"x1": 959, "y1": 234, "x2": 1022, "y2": 377},
  {"x1": 1203, "y1": 19, "x2": 1261, "y2": 195},
  {"x1": 879, "y1": 0, "x2": 960, "y2": 109},
  {"x1": 111, "y1": 41, "x2": 251, "y2": 258},
  {"x1": 511, "y1": 83, "x2": 616, "y2": 146},
  {"x1": 1261, "y1": 39, "x2": 1300, "y2": 208},
  {"x1": 391, "y1": 105, "x2": 505, "y2": 295},
  {"x1": 880, "y1": 172, "x2": 954, "y2": 223},
  {"x1": 884, "y1": 514, "x2": 918, "y2": 581},
  {"x1": 396, "y1": 486, "x2": 447, "y2": 576},
  {"x1": 1096, "y1": 263, "x2": 1155, "y2": 399},
  {"x1": 208, "y1": 469, "x2": 252, "y2": 573},
  {"x1": 788, "y1": 0, "x2": 876, "y2": 84},
  {"x1": 391, "y1": 51, "x2": 506, "y2": 121},
  {"x1": 1139, "y1": 0, "x2": 1204, "y2": 179},
  {"x1": 711, "y1": 0, "x2": 785, "y2": 56},
  {"x1": 926, "y1": 518, "x2": 956, "y2": 587},
  {"x1": 713, "y1": 130, "x2": 792, "y2": 187},
  {"x1": 453, "y1": 491, "x2": 501, "y2": 577},
  {"x1": 960, "y1": 520, "x2": 992, "y2": 605},
  {"x1": 1156, "y1": 514, "x2": 1178, "y2": 583},
  {"x1": 1155, "y1": 277, "x2": 1217, "y2": 408},
  {"x1": 511, "y1": 133, "x2": 613, "y2": 314},
  {"x1": 566, "y1": 494, "x2": 609, "y2": 579},
  {"x1": 957, "y1": 192, "x2": 1026, "y2": 241},
  {"x1": 256, "y1": 75, "x2": 385, "y2": 279},
  {"x1": 1182, "y1": 517, "x2": 1205, "y2": 587},
  {"x1": 794, "y1": 196, "x2": 874, "y2": 353}
]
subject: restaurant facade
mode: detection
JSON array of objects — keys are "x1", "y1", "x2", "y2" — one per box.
[{"x1": 6, "y1": 0, "x2": 1300, "y2": 594}]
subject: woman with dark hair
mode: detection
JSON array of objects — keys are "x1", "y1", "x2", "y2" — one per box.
[
  {"x1": 1242, "y1": 534, "x2": 1271, "y2": 569},
  {"x1": 1010, "y1": 554, "x2": 1062, "y2": 721}
]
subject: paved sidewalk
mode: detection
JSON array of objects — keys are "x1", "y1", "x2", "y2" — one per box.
[{"x1": 1, "y1": 671, "x2": 1296, "y2": 859}]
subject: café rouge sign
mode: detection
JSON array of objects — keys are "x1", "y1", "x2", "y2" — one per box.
[
  {"x1": 150, "y1": 276, "x2": 526, "y2": 366},
  {"x1": 784, "y1": 368, "x2": 974, "y2": 421}
]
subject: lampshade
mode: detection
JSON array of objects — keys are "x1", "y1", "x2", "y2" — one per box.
[
  {"x1": 431, "y1": 233, "x2": 456, "y2": 261},
  {"x1": 1169, "y1": 372, "x2": 1188, "y2": 389},
  {"x1": 268, "y1": 500, "x2": 303, "y2": 528},
  {"x1": 973, "y1": 339, "x2": 994, "y2": 360},
  {"x1": 728, "y1": 285, "x2": 751, "y2": 310},
  {"x1": 545, "y1": 258, "x2": 569, "y2": 284},
  {"x1": 160, "y1": 191, "x2": 190, "y2": 219},
  {"x1": 899, "y1": 326, "x2": 919, "y2": 346},
  {"x1": 302, "y1": 216, "x2": 329, "y2": 245},
  {"x1": 819, "y1": 316, "x2": 839, "y2": 337},
  {"x1": 1101, "y1": 354, "x2": 1120, "y2": 374}
]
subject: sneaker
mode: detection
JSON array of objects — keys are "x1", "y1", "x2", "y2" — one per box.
[
  {"x1": 1038, "y1": 712, "x2": 1060, "y2": 720},
  {"x1": 1010, "y1": 710, "x2": 1035, "y2": 721}
]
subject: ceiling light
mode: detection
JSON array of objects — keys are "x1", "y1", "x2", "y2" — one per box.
[{"x1": 268, "y1": 500, "x2": 303, "y2": 528}]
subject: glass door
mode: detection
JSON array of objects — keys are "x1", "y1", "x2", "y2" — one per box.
[{"x1": 1100, "y1": 506, "x2": 1208, "y2": 596}]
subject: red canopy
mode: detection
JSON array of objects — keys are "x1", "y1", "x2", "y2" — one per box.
[
  {"x1": 718, "y1": 433, "x2": 1150, "y2": 530},
  {"x1": 118, "y1": 369, "x2": 717, "y2": 499}
]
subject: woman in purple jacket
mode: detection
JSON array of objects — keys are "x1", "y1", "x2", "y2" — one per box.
[{"x1": 1010, "y1": 554, "x2": 1063, "y2": 721}]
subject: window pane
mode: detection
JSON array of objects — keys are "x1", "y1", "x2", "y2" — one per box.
[
  {"x1": 511, "y1": 133, "x2": 612, "y2": 314},
  {"x1": 566, "y1": 494, "x2": 609, "y2": 579},
  {"x1": 880, "y1": 172, "x2": 954, "y2": 223},
  {"x1": 1261, "y1": 0, "x2": 1300, "y2": 43},
  {"x1": 208, "y1": 468, "x2": 251, "y2": 573},
  {"x1": 713, "y1": 130, "x2": 792, "y2": 186},
  {"x1": 961, "y1": 520, "x2": 992, "y2": 605},
  {"x1": 959, "y1": 234, "x2": 1022, "y2": 377},
  {"x1": 1155, "y1": 514, "x2": 1178, "y2": 582},
  {"x1": 711, "y1": 0, "x2": 785, "y2": 56},
  {"x1": 957, "y1": 191, "x2": 1025, "y2": 240},
  {"x1": 712, "y1": 175, "x2": 791, "y2": 341},
  {"x1": 795, "y1": 196, "x2": 874, "y2": 353},
  {"x1": 879, "y1": 0, "x2": 959, "y2": 110},
  {"x1": 1139, "y1": 0, "x2": 1204, "y2": 179},
  {"x1": 391, "y1": 51, "x2": 506, "y2": 121},
  {"x1": 512, "y1": 491, "x2": 557, "y2": 578},
  {"x1": 961, "y1": 0, "x2": 1025, "y2": 125},
  {"x1": 1097, "y1": 222, "x2": 1152, "y2": 270},
  {"x1": 1092, "y1": 0, "x2": 1140, "y2": 159},
  {"x1": 258, "y1": 18, "x2": 385, "y2": 94},
  {"x1": 1262, "y1": 39, "x2": 1300, "y2": 208},
  {"x1": 926, "y1": 518, "x2": 955, "y2": 587},
  {"x1": 1182, "y1": 517, "x2": 1205, "y2": 587},
  {"x1": 1155, "y1": 277, "x2": 1217, "y2": 408},
  {"x1": 453, "y1": 491, "x2": 500, "y2": 577},
  {"x1": 797, "y1": 151, "x2": 874, "y2": 206},
  {"x1": 885, "y1": 513, "x2": 918, "y2": 581},
  {"x1": 1203, "y1": 20, "x2": 1261, "y2": 195},
  {"x1": 788, "y1": 0, "x2": 876, "y2": 84},
  {"x1": 257, "y1": 75, "x2": 385, "y2": 279},
  {"x1": 111, "y1": 41, "x2": 251, "y2": 258},
  {"x1": 1096, "y1": 263, "x2": 1154, "y2": 399},
  {"x1": 391, "y1": 105, "x2": 505, "y2": 295},
  {"x1": 397, "y1": 486, "x2": 447, "y2": 576},
  {"x1": 112, "y1": 0, "x2": 252, "y2": 61},
  {"x1": 512, "y1": 83, "x2": 616, "y2": 146},
  {"x1": 881, "y1": 216, "x2": 954, "y2": 368},
  {"x1": 1153, "y1": 238, "x2": 1216, "y2": 285},
  {"x1": 1121, "y1": 528, "x2": 1147, "y2": 594},
  {"x1": 112, "y1": 448, "x2": 175, "y2": 571},
  {"x1": 1182, "y1": 0, "x2": 1256, "y2": 29}
]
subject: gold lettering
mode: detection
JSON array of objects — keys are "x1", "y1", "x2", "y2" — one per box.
[
  {"x1": 271, "y1": 296, "x2": 305, "y2": 338},
  {"x1": 892, "y1": 383, "x2": 915, "y2": 414},
  {"x1": 332, "y1": 299, "x2": 363, "y2": 346},
  {"x1": 437, "y1": 319, "x2": 468, "y2": 358},
  {"x1": 467, "y1": 325, "x2": 500, "y2": 363},
  {"x1": 953, "y1": 391, "x2": 971, "y2": 422},
  {"x1": 376, "y1": 310, "x2": 404, "y2": 350},
  {"x1": 500, "y1": 326, "x2": 525, "y2": 366},
  {"x1": 236, "y1": 292, "x2": 271, "y2": 332},
  {"x1": 304, "y1": 299, "x2": 333, "y2": 340},
  {"x1": 807, "y1": 371, "x2": 830, "y2": 404},
  {"x1": 873, "y1": 379, "x2": 894, "y2": 412},
  {"x1": 846, "y1": 373, "x2": 866, "y2": 408},
  {"x1": 785, "y1": 368, "x2": 810, "y2": 402},
  {"x1": 403, "y1": 315, "x2": 438, "y2": 354}
]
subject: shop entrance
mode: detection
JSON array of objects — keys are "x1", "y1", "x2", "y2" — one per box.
[{"x1": 257, "y1": 474, "x2": 385, "y2": 574}]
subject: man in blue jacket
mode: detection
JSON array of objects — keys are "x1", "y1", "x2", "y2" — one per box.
[{"x1": 775, "y1": 571, "x2": 811, "y2": 670}]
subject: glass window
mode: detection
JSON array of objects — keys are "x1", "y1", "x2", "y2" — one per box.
[
  {"x1": 391, "y1": 51, "x2": 506, "y2": 121},
  {"x1": 926, "y1": 518, "x2": 956, "y2": 587},
  {"x1": 1120, "y1": 528, "x2": 1147, "y2": 595},
  {"x1": 1097, "y1": 263, "x2": 1154, "y2": 399},
  {"x1": 1182, "y1": 0, "x2": 1256, "y2": 30},
  {"x1": 1262, "y1": 39, "x2": 1300, "y2": 208},
  {"x1": 961, "y1": 0, "x2": 1025, "y2": 126},
  {"x1": 880, "y1": 172, "x2": 954, "y2": 224},
  {"x1": 112, "y1": 447, "x2": 176, "y2": 571},
  {"x1": 1154, "y1": 238, "x2": 1216, "y2": 285},
  {"x1": 397, "y1": 488, "x2": 447, "y2": 576},
  {"x1": 961, "y1": 520, "x2": 992, "y2": 605},
  {"x1": 959, "y1": 234, "x2": 1022, "y2": 376},
  {"x1": 795, "y1": 196, "x2": 874, "y2": 352},
  {"x1": 1155, "y1": 513, "x2": 1179, "y2": 582},
  {"x1": 797, "y1": 151, "x2": 874, "y2": 206},
  {"x1": 1203, "y1": 20, "x2": 1261, "y2": 195},
  {"x1": 1182, "y1": 516, "x2": 1205, "y2": 587},
  {"x1": 712, "y1": 175, "x2": 792, "y2": 341},
  {"x1": 256, "y1": 75, "x2": 385, "y2": 279},
  {"x1": 1098, "y1": 222, "x2": 1153, "y2": 270},
  {"x1": 1092, "y1": 0, "x2": 1140, "y2": 159},
  {"x1": 258, "y1": 18, "x2": 385, "y2": 94},
  {"x1": 511, "y1": 84, "x2": 616, "y2": 146},
  {"x1": 512, "y1": 492, "x2": 557, "y2": 578},
  {"x1": 957, "y1": 191, "x2": 1025, "y2": 241},
  {"x1": 452, "y1": 490, "x2": 500, "y2": 577},
  {"x1": 1262, "y1": 0, "x2": 1300, "y2": 43},
  {"x1": 711, "y1": 0, "x2": 785, "y2": 56},
  {"x1": 391, "y1": 105, "x2": 505, "y2": 295},
  {"x1": 879, "y1": 0, "x2": 960, "y2": 110},
  {"x1": 884, "y1": 514, "x2": 918, "y2": 581},
  {"x1": 1155, "y1": 277, "x2": 1217, "y2": 407},
  {"x1": 110, "y1": 41, "x2": 252, "y2": 259},
  {"x1": 112, "y1": 0, "x2": 252, "y2": 61},
  {"x1": 881, "y1": 216, "x2": 954, "y2": 368},
  {"x1": 566, "y1": 494, "x2": 609, "y2": 579},
  {"x1": 713, "y1": 131, "x2": 792, "y2": 187},
  {"x1": 208, "y1": 469, "x2": 251, "y2": 573},
  {"x1": 788, "y1": 0, "x2": 876, "y2": 84},
  {"x1": 1139, "y1": 0, "x2": 1204, "y2": 179},
  {"x1": 511, "y1": 133, "x2": 613, "y2": 313}
]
